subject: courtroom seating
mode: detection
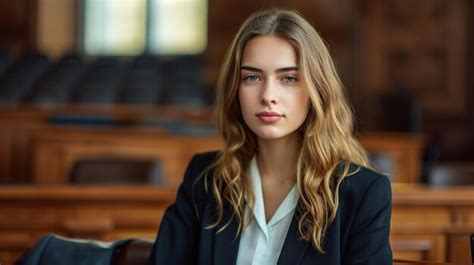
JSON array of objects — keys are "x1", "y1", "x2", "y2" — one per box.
[
  {"x1": 161, "y1": 56, "x2": 209, "y2": 106},
  {"x1": 74, "y1": 58, "x2": 123, "y2": 104},
  {"x1": 427, "y1": 163, "x2": 474, "y2": 186},
  {"x1": 0, "y1": 52, "x2": 50, "y2": 103},
  {"x1": 0, "y1": 49, "x2": 14, "y2": 78},
  {"x1": 120, "y1": 55, "x2": 162, "y2": 105},
  {"x1": 0, "y1": 50, "x2": 211, "y2": 106},
  {"x1": 71, "y1": 158, "x2": 163, "y2": 185},
  {"x1": 30, "y1": 53, "x2": 85, "y2": 104}
]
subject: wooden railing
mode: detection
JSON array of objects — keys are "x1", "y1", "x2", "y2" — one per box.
[
  {"x1": 1, "y1": 184, "x2": 474, "y2": 264},
  {"x1": 0, "y1": 105, "x2": 424, "y2": 184}
]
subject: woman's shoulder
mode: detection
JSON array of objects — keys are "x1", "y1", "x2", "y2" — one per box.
[
  {"x1": 184, "y1": 151, "x2": 220, "y2": 181},
  {"x1": 338, "y1": 162, "x2": 391, "y2": 202},
  {"x1": 190, "y1": 151, "x2": 220, "y2": 167},
  {"x1": 181, "y1": 150, "x2": 220, "y2": 191}
]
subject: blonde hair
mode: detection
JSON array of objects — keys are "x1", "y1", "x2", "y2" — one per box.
[{"x1": 204, "y1": 8, "x2": 371, "y2": 253}]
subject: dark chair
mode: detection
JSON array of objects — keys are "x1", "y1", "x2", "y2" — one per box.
[
  {"x1": 16, "y1": 234, "x2": 154, "y2": 265},
  {"x1": 74, "y1": 58, "x2": 123, "y2": 104},
  {"x1": 160, "y1": 56, "x2": 209, "y2": 106},
  {"x1": 71, "y1": 158, "x2": 162, "y2": 185},
  {"x1": 113, "y1": 238, "x2": 154, "y2": 265},
  {"x1": 0, "y1": 49, "x2": 14, "y2": 78},
  {"x1": 30, "y1": 53, "x2": 85, "y2": 104},
  {"x1": 0, "y1": 52, "x2": 50, "y2": 103},
  {"x1": 427, "y1": 163, "x2": 474, "y2": 186},
  {"x1": 120, "y1": 55, "x2": 162, "y2": 105}
]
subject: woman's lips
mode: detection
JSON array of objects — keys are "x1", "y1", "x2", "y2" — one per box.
[{"x1": 256, "y1": 112, "x2": 283, "y2": 124}]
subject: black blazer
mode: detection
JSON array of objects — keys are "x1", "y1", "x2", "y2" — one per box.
[{"x1": 147, "y1": 151, "x2": 392, "y2": 265}]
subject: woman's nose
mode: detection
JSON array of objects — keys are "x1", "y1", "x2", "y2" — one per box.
[{"x1": 260, "y1": 80, "x2": 278, "y2": 105}]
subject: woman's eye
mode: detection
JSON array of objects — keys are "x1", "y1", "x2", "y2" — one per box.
[
  {"x1": 243, "y1": 75, "x2": 259, "y2": 82},
  {"x1": 282, "y1": 76, "x2": 298, "y2": 83}
]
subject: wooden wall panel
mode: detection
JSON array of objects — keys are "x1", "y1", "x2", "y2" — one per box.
[
  {"x1": 359, "y1": 0, "x2": 467, "y2": 118},
  {"x1": 0, "y1": 0, "x2": 38, "y2": 55}
]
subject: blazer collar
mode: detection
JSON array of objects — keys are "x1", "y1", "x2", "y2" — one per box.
[
  {"x1": 213, "y1": 205, "x2": 241, "y2": 264},
  {"x1": 277, "y1": 215, "x2": 310, "y2": 265}
]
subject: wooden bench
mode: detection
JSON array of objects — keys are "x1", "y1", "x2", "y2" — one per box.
[{"x1": 1, "y1": 184, "x2": 474, "y2": 264}]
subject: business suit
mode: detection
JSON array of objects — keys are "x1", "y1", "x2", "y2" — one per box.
[{"x1": 147, "y1": 151, "x2": 392, "y2": 265}]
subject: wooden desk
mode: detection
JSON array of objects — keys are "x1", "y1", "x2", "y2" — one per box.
[
  {"x1": 393, "y1": 260, "x2": 464, "y2": 265},
  {"x1": 1, "y1": 184, "x2": 474, "y2": 264},
  {"x1": 29, "y1": 127, "x2": 223, "y2": 186},
  {"x1": 392, "y1": 184, "x2": 474, "y2": 264},
  {"x1": 0, "y1": 185, "x2": 176, "y2": 265}
]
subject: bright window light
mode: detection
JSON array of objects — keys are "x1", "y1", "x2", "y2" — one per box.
[
  {"x1": 149, "y1": 0, "x2": 208, "y2": 55},
  {"x1": 83, "y1": 0, "x2": 207, "y2": 56}
]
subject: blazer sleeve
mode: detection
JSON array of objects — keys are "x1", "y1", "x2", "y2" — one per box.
[
  {"x1": 343, "y1": 175, "x2": 392, "y2": 265},
  {"x1": 147, "y1": 154, "x2": 205, "y2": 265}
]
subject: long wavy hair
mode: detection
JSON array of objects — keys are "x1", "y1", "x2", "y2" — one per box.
[{"x1": 203, "y1": 8, "x2": 372, "y2": 253}]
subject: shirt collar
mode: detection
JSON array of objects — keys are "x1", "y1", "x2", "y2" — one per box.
[{"x1": 248, "y1": 156, "x2": 299, "y2": 238}]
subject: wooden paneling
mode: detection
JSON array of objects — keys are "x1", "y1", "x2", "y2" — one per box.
[
  {"x1": 358, "y1": 0, "x2": 469, "y2": 124},
  {"x1": 0, "y1": 0, "x2": 38, "y2": 55}
]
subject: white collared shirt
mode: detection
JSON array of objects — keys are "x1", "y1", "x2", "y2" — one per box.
[{"x1": 236, "y1": 157, "x2": 299, "y2": 265}]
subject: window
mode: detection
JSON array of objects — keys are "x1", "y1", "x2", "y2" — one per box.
[{"x1": 82, "y1": 0, "x2": 208, "y2": 56}]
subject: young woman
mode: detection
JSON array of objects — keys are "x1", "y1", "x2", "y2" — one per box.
[{"x1": 147, "y1": 8, "x2": 392, "y2": 265}]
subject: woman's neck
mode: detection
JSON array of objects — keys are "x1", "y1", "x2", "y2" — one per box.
[{"x1": 257, "y1": 135, "x2": 300, "y2": 183}]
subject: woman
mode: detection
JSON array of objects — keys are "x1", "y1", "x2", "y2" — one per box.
[{"x1": 147, "y1": 8, "x2": 392, "y2": 265}]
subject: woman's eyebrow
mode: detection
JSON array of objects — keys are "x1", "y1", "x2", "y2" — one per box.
[
  {"x1": 275, "y1": 66, "x2": 298, "y2": 73},
  {"x1": 240, "y1": 66, "x2": 299, "y2": 72},
  {"x1": 241, "y1": 66, "x2": 262, "y2": 72}
]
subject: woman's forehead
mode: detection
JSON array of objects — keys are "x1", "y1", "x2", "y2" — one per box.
[{"x1": 240, "y1": 35, "x2": 298, "y2": 72}]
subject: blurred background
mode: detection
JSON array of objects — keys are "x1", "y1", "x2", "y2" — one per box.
[{"x1": 0, "y1": 0, "x2": 473, "y2": 264}]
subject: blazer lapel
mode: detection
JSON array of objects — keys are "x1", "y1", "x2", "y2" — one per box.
[
  {"x1": 277, "y1": 215, "x2": 309, "y2": 265},
  {"x1": 213, "y1": 206, "x2": 241, "y2": 265}
]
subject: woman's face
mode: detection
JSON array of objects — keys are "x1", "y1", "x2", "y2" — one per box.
[{"x1": 238, "y1": 35, "x2": 309, "y2": 142}]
